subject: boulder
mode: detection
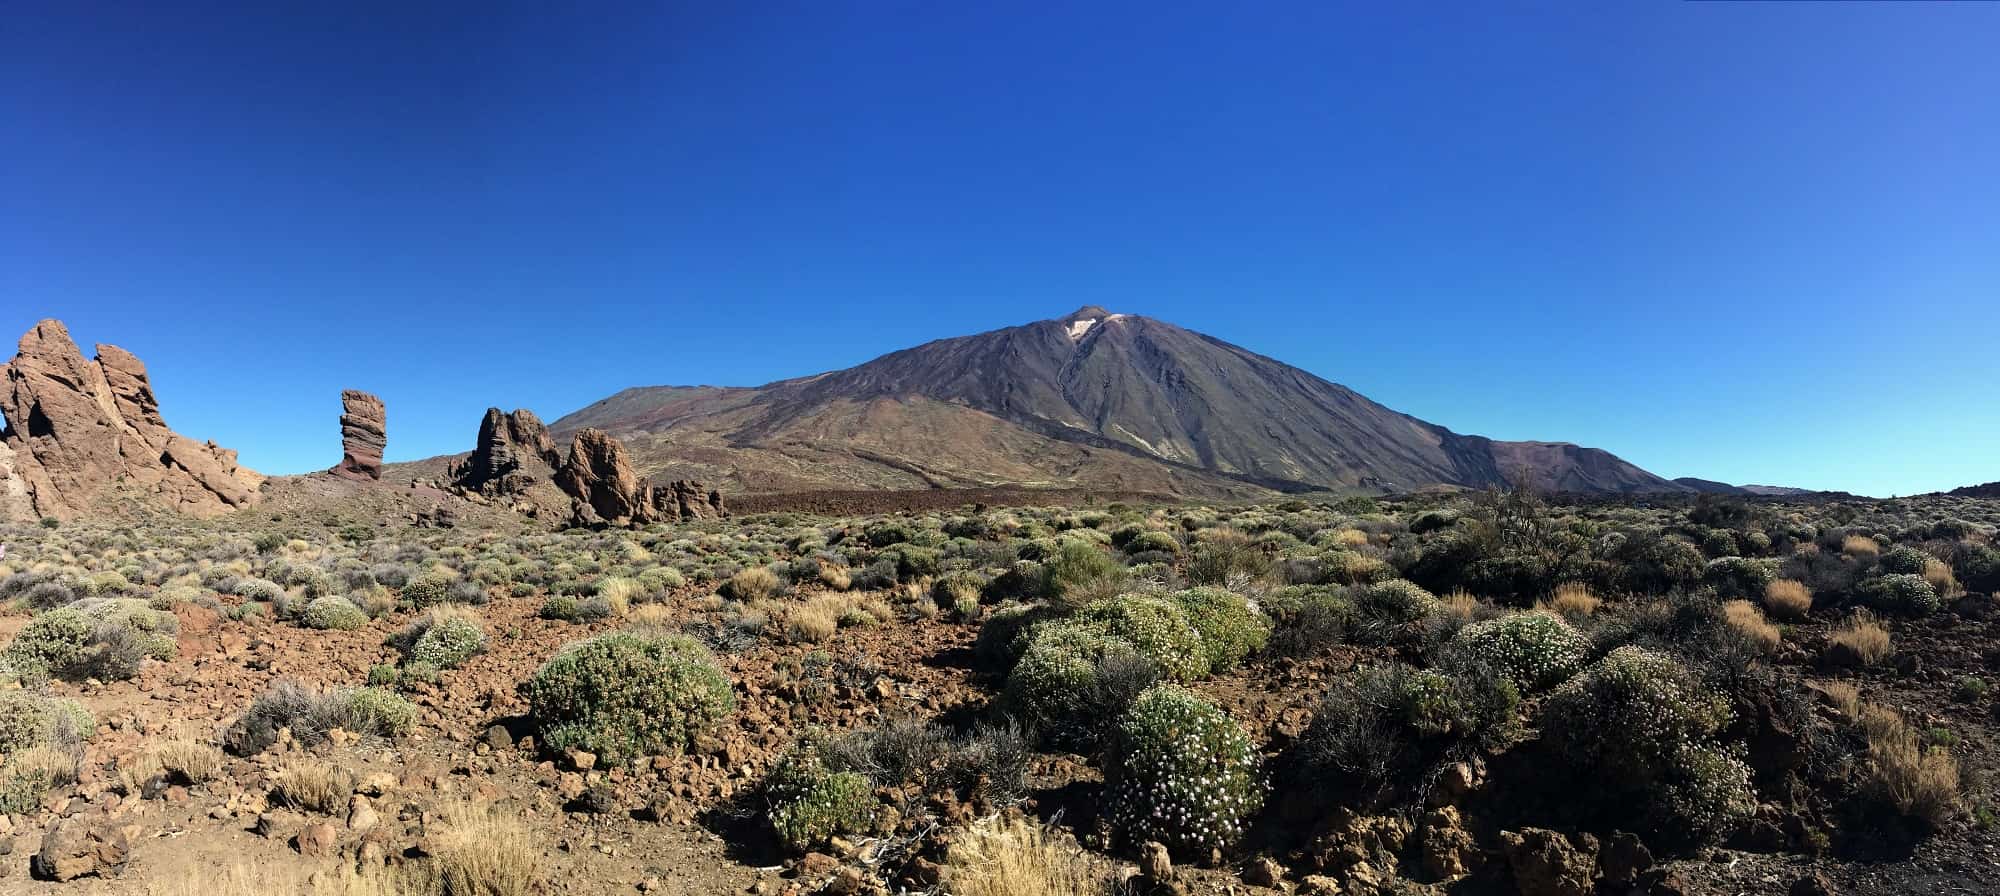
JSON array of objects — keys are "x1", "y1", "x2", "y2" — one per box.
[
  {"x1": 330, "y1": 390, "x2": 386, "y2": 480},
  {"x1": 32, "y1": 817, "x2": 130, "y2": 881},
  {"x1": 0, "y1": 319, "x2": 263, "y2": 520},
  {"x1": 1498, "y1": 828, "x2": 1597, "y2": 896}
]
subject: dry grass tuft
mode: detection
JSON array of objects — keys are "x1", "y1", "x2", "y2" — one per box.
[
  {"x1": 726, "y1": 567, "x2": 782, "y2": 602},
  {"x1": 155, "y1": 738, "x2": 226, "y2": 784},
  {"x1": 945, "y1": 815, "x2": 1111, "y2": 896},
  {"x1": 627, "y1": 604, "x2": 675, "y2": 627},
  {"x1": 1841, "y1": 534, "x2": 1882, "y2": 559},
  {"x1": 1723, "y1": 600, "x2": 1781, "y2": 652},
  {"x1": 274, "y1": 758, "x2": 355, "y2": 814},
  {"x1": 1763, "y1": 579, "x2": 1813, "y2": 621},
  {"x1": 148, "y1": 861, "x2": 432, "y2": 895},
  {"x1": 784, "y1": 595, "x2": 855, "y2": 644},
  {"x1": 1331, "y1": 528, "x2": 1370, "y2": 548},
  {"x1": 430, "y1": 800, "x2": 539, "y2": 896},
  {"x1": 1858, "y1": 703, "x2": 1961, "y2": 828},
  {"x1": 1921, "y1": 558, "x2": 1962, "y2": 598},
  {"x1": 1830, "y1": 611, "x2": 1893, "y2": 666},
  {"x1": 1819, "y1": 681, "x2": 1863, "y2": 719},
  {"x1": 10, "y1": 745, "x2": 80, "y2": 786},
  {"x1": 1440, "y1": 590, "x2": 1481, "y2": 621},
  {"x1": 1545, "y1": 583, "x2": 1600, "y2": 618}
]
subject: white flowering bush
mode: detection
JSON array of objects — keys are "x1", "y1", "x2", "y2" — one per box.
[
  {"x1": 1080, "y1": 594, "x2": 1210, "y2": 681},
  {"x1": 530, "y1": 630, "x2": 735, "y2": 763},
  {"x1": 409, "y1": 612, "x2": 487, "y2": 669},
  {"x1": 1541, "y1": 646, "x2": 1752, "y2": 845},
  {"x1": 1859, "y1": 573, "x2": 1940, "y2": 617},
  {"x1": 1004, "y1": 621, "x2": 1152, "y2": 745},
  {"x1": 1450, "y1": 611, "x2": 1590, "y2": 691},
  {"x1": 764, "y1": 736, "x2": 877, "y2": 851},
  {"x1": 1104, "y1": 685, "x2": 1263, "y2": 854},
  {"x1": 69, "y1": 597, "x2": 179, "y2": 660},
  {"x1": 1349, "y1": 578, "x2": 1442, "y2": 644}
]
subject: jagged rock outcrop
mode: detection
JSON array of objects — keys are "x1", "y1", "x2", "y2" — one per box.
[
  {"x1": 331, "y1": 390, "x2": 386, "y2": 480},
  {"x1": 443, "y1": 412, "x2": 722, "y2": 528},
  {"x1": 0, "y1": 319, "x2": 263, "y2": 520},
  {"x1": 448, "y1": 408, "x2": 561, "y2": 497},
  {"x1": 555, "y1": 428, "x2": 654, "y2": 528},
  {"x1": 663, "y1": 479, "x2": 727, "y2": 520}
]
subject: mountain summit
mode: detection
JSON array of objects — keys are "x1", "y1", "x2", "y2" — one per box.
[{"x1": 553, "y1": 308, "x2": 1684, "y2": 497}]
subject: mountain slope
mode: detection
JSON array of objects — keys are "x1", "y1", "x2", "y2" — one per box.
[{"x1": 552, "y1": 307, "x2": 1686, "y2": 497}]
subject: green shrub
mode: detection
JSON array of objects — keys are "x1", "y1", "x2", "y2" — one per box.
[
  {"x1": 1123, "y1": 530, "x2": 1182, "y2": 555},
  {"x1": 1449, "y1": 611, "x2": 1590, "y2": 691},
  {"x1": 931, "y1": 572, "x2": 986, "y2": 620},
  {"x1": 400, "y1": 574, "x2": 454, "y2": 608},
  {"x1": 1079, "y1": 594, "x2": 1209, "y2": 681},
  {"x1": 1859, "y1": 573, "x2": 1940, "y2": 617},
  {"x1": 1104, "y1": 685, "x2": 1262, "y2": 853},
  {"x1": 1041, "y1": 541, "x2": 1128, "y2": 608},
  {"x1": 300, "y1": 596, "x2": 367, "y2": 630},
  {"x1": 1170, "y1": 587, "x2": 1271, "y2": 671},
  {"x1": 0, "y1": 691, "x2": 95, "y2": 754},
  {"x1": 529, "y1": 630, "x2": 735, "y2": 764},
  {"x1": 1540, "y1": 646, "x2": 1753, "y2": 846},
  {"x1": 1264, "y1": 585, "x2": 1356, "y2": 657},
  {"x1": 343, "y1": 687, "x2": 418, "y2": 737},
  {"x1": 765, "y1": 737, "x2": 877, "y2": 851},
  {"x1": 2, "y1": 608, "x2": 94, "y2": 681},
  {"x1": 1349, "y1": 579, "x2": 1441, "y2": 645},
  {"x1": 1702, "y1": 557, "x2": 1775, "y2": 601},
  {"x1": 1003, "y1": 622, "x2": 1157, "y2": 748}
]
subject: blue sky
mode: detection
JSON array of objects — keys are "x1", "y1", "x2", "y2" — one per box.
[{"x1": 3, "y1": 3, "x2": 1995, "y2": 496}]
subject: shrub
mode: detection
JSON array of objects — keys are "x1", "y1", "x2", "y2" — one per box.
[
  {"x1": 407, "y1": 607, "x2": 487, "y2": 669},
  {"x1": 931, "y1": 572, "x2": 986, "y2": 620},
  {"x1": 529, "y1": 630, "x2": 734, "y2": 764},
  {"x1": 1264, "y1": 585, "x2": 1355, "y2": 658},
  {"x1": 1448, "y1": 611, "x2": 1590, "y2": 691},
  {"x1": 400, "y1": 573, "x2": 454, "y2": 608},
  {"x1": 300, "y1": 596, "x2": 368, "y2": 630},
  {"x1": 1186, "y1": 536, "x2": 1272, "y2": 587},
  {"x1": 723, "y1": 566, "x2": 782, "y2": 602},
  {"x1": 1349, "y1": 579, "x2": 1441, "y2": 645},
  {"x1": 1042, "y1": 541, "x2": 1128, "y2": 608},
  {"x1": 1004, "y1": 622, "x2": 1156, "y2": 748},
  {"x1": 1104, "y1": 685, "x2": 1262, "y2": 853},
  {"x1": 1078, "y1": 594, "x2": 1209, "y2": 681},
  {"x1": 1170, "y1": 587, "x2": 1271, "y2": 671},
  {"x1": 1859, "y1": 573, "x2": 1940, "y2": 617},
  {"x1": 0, "y1": 691, "x2": 95, "y2": 754},
  {"x1": 765, "y1": 737, "x2": 877, "y2": 851},
  {"x1": 1763, "y1": 579, "x2": 1813, "y2": 621},
  {"x1": 1878, "y1": 545, "x2": 1932, "y2": 576},
  {"x1": 1702, "y1": 557, "x2": 1774, "y2": 601},
  {"x1": 1123, "y1": 530, "x2": 1182, "y2": 555},
  {"x1": 0, "y1": 746, "x2": 78, "y2": 815},
  {"x1": 2, "y1": 608, "x2": 94, "y2": 681},
  {"x1": 225, "y1": 680, "x2": 414, "y2": 754},
  {"x1": 1540, "y1": 646, "x2": 1753, "y2": 846}
]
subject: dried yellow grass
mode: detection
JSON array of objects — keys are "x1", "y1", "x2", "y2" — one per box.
[
  {"x1": 1545, "y1": 583, "x2": 1600, "y2": 618},
  {"x1": 430, "y1": 800, "x2": 539, "y2": 896},
  {"x1": 1831, "y1": 611, "x2": 1893, "y2": 666},
  {"x1": 1331, "y1": 528, "x2": 1370, "y2": 548},
  {"x1": 784, "y1": 596, "x2": 846, "y2": 643},
  {"x1": 1819, "y1": 680, "x2": 1862, "y2": 719},
  {"x1": 1841, "y1": 535, "x2": 1881, "y2": 559},
  {"x1": 1763, "y1": 579, "x2": 1813, "y2": 621},
  {"x1": 726, "y1": 567, "x2": 782, "y2": 602},
  {"x1": 148, "y1": 862, "x2": 433, "y2": 896},
  {"x1": 274, "y1": 758, "x2": 355, "y2": 814},
  {"x1": 1921, "y1": 558, "x2": 1962, "y2": 598},
  {"x1": 627, "y1": 604, "x2": 676, "y2": 627},
  {"x1": 1858, "y1": 703, "x2": 1960, "y2": 828},
  {"x1": 1440, "y1": 590, "x2": 1481, "y2": 621},
  {"x1": 945, "y1": 815, "x2": 1110, "y2": 896},
  {"x1": 1723, "y1": 600, "x2": 1781, "y2": 652}
]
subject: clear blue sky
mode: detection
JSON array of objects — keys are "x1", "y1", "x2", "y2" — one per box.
[{"x1": 3, "y1": 3, "x2": 1995, "y2": 496}]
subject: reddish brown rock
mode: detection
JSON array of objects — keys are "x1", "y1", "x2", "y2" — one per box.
[
  {"x1": 556, "y1": 428, "x2": 654, "y2": 528},
  {"x1": 0, "y1": 319, "x2": 263, "y2": 520},
  {"x1": 32, "y1": 817, "x2": 129, "y2": 881},
  {"x1": 661, "y1": 479, "x2": 727, "y2": 520},
  {"x1": 330, "y1": 390, "x2": 386, "y2": 480},
  {"x1": 449, "y1": 407, "x2": 561, "y2": 495}
]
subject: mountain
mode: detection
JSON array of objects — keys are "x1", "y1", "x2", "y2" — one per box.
[{"x1": 549, "y1": 307, "x2": 1687, "y2": 498}]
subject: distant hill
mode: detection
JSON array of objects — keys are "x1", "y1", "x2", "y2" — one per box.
[
  {"x1": 548, "y1": 307, "x2": 1695, "y2": 498},
  {"x1": 1946, "y1": 482, "x2": 2000, "y2": 499}
]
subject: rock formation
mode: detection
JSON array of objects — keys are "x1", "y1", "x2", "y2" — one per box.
[
  {"x1": 330, "y1": 390, "x2": 386, "y2": 480},
  {"x1": 555, "y1": 429, "x2": 655, "y2": 528},
  {"x1": 0, "y1": 319, "x2": 263, "y2": 520},
  {"x1": 443, "y1": 411, "x2": 722, "y2": 528},
  {"x1": 448, "y1": 408, "x2": 562, "y2": 497}
]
